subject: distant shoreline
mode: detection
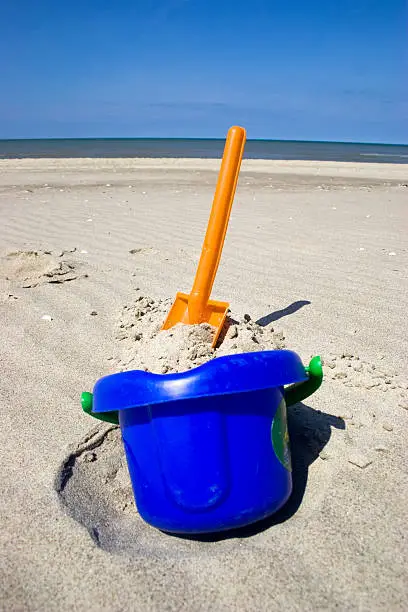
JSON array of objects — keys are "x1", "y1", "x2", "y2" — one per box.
[{"x1": 0, "y1": 138, "x2": 407, "y2": 164}]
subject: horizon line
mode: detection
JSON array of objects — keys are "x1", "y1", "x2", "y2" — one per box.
[{"x1": 0, "y1": 136, "x2": 407, "y2": 147}]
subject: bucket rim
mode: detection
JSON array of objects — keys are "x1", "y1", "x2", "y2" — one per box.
[{"x1": 91, "y1": 349, "x2": 308, "y2": 414}]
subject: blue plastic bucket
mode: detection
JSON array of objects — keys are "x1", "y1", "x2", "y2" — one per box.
[{"x1": 82, "y1": 350, "x2": 322, "y2": 533}]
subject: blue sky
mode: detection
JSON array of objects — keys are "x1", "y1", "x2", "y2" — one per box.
[{"x1": 0, "y1": 0, "x2": 407, "y2": 142}]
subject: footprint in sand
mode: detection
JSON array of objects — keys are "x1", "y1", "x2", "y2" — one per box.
[{"x1": 0, "y1": 249, "x2": 86, "y2": 288}]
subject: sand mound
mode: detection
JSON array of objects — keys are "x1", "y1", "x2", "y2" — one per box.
[
  {"x1": 0, "y1": 249, "x2": 83, "y2": 287},
  {"x1": 114, "y1": 294, "x2": 286, "y2": 374}
]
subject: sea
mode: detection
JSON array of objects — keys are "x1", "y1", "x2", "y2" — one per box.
[{"x1": 0, "y1": 138, "x2": 407, "y2": 163}]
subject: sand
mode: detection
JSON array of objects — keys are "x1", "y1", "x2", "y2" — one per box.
[
  {"x1": 0, "y1": 158, "x2": 407, "y2": 611},
  {"x1": 0, "y1": 248, "x2": 85, "y2": 288},
  {"x1": 114, "y1": 295, "x2": 286, "y2": 373}
]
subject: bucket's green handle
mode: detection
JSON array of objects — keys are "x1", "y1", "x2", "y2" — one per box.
[
  {"x1": 81, "y1": 391, "x2": 119, "y2": 425},
  {"x1": 284, "y1": 356, "x2": 323, "y2": 407}
]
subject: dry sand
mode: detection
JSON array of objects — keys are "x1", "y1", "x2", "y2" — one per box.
[{"x1": 0, "y1": 158, "x2": 407, "y2": 611}]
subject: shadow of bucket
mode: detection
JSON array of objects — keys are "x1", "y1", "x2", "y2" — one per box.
[{"x1": 82, "y1": 350, "x2": 323, "y2": 534}]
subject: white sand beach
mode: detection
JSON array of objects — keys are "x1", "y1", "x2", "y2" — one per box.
[{"x1": 0, "y1": 158, "x2": 407, "y2": 611}]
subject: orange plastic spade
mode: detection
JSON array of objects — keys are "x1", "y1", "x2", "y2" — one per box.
[{"x1": 162, "y1": 125, "x2": 246, "y2": 347}]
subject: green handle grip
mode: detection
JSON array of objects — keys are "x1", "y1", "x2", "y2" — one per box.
[
  {"x1": 81, "y1": 391, "x2": 119, "y2": 425},
  {"x1": 284, "y1": 355, "x2": 323, "y2": 407}
]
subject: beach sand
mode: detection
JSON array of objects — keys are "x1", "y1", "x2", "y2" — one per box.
[{"x1": 0, "y1": 158, "x2": 407, "y2": 611}]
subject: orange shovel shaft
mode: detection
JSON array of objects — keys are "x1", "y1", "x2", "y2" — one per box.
[{"x1": 188, "y1": 126, "x2": 246, "y2": 323}]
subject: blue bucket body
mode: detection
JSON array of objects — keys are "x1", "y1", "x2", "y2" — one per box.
[
  {"x1": 92, "y1": 350, "x2": 306, "y2": 533},
  {"x1": 121, "y1": 387, "x2": 291, "y2": 532}
]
